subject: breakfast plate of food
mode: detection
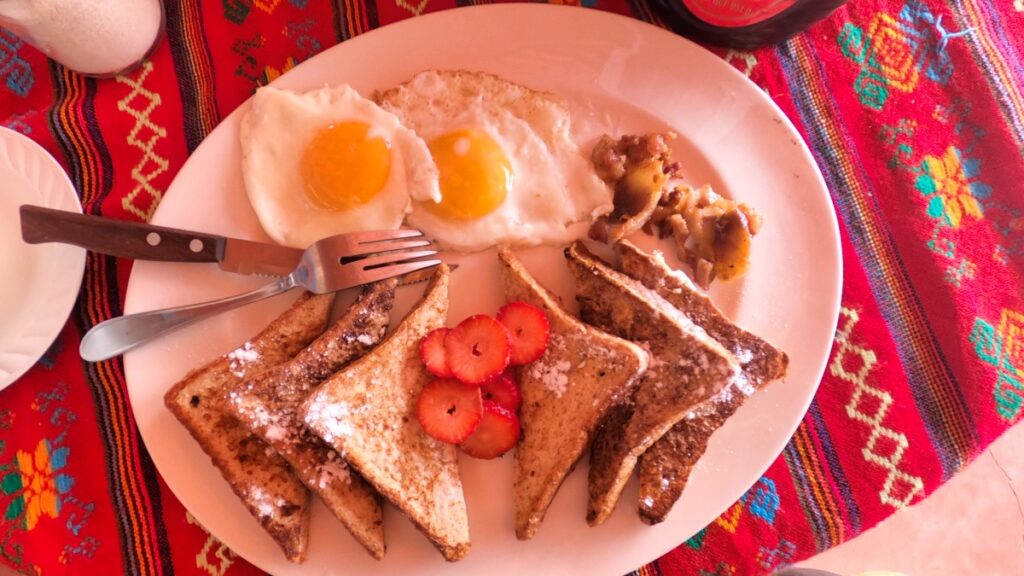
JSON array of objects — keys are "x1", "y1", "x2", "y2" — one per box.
[{"x1": 122, "y1": 5, "x2": 841, "y2": 575}]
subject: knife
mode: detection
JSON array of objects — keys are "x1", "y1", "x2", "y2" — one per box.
[
  {"x1": 20, "y1": 205, "x2": 452, "y2": 284},
  {"x1": 21, "y1": 205, "x2": 302, "y2": 277}
]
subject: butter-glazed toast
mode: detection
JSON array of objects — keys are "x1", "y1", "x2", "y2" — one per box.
[
  {"x1": 165, "y1": 292, "x2": 333, "y2": 563},
  {"x1": 497, "y1": 248, "x2": 648, "y2": 540},
  {"x1": 225, "y1": 280, "x2": 398, "y2": 559},
  {"x1": 616, "y1": 241, "x2": 788, "y2": 524},
  {"x1": 302, "y1": 266, "x2": 472, "y2": 562},
  {"x1": 564, "y1": 241, "x2": 740, "y2": 526}
]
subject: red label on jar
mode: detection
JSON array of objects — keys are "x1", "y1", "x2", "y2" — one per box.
[{"x1": 681, "y1": 0, "x2": 797, "y2": 27}]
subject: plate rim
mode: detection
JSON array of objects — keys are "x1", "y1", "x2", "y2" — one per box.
[
  {"x1": 124, "y1": 4, "x2": 843, "y2": 574},
  {"x1": 0, "y1": 126, "x2": 85, "y2": 390}
]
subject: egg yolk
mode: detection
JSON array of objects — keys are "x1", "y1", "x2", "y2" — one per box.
[
  {"x1": 426, "y1": 129, "x2": 512, "y2": 220},
  {"x1": 301, "y1": 122, "x2": 391, "y2": 211}
]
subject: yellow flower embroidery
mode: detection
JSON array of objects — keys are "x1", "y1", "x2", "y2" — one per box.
[
  {"x1": 920, "y1": 146, "x2": 983, "y2": 228},
  {"x1": 16, "y1": 440, "x2": 61, "y2": 530}
]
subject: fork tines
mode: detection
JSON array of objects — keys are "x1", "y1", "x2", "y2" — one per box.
[
  {"x1": 340, "y1": 228, "x2": 435, "y2": 258},
  {"x1": 355, "y1": 248, "x2": 439, "y2": 270},
  {"x1": 354, "y1": 256, "x2": 444, "y2": 285}
]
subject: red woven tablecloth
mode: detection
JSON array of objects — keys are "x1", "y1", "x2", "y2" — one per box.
[{"x1": 1, "y1": 1, "x2": 1022, "y2": 574}]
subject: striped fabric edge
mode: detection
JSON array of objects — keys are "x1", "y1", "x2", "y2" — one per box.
[
  {"x1": 46, "y1": 64, "x2": 174, "y2": 576},
  {"x1": 950, "y1": 0, "x2": 1024, "y2": 152},
  {"x1": 772, "y1": 34, "x2": 978, "y2": 479},
  {"x1": 165, "y1": 0, "x2": 221, "y2": 152},
  {"x1": 332, "y1": 0, "x2": 379, "y2": 41},
  {"x1": 782, "y1": 402, "x2": 862, "y2": 553}
]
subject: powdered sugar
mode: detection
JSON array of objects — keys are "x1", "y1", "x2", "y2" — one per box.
[
  {"x1": 529, "y1": 358, "x2": 571, "y2": 398},
  {"x1": 227, "y1": 342, "x2": 260, "y2": 378},
  {"x1": 304, "y1": 398, "x2": 353, "y2": 443},
  {"x1": 318, "y1": 450, "x2": 351, "y2": 489},
  {"x1": 248, "y1": 486, "x2": 286, "y2": 519},
  {"x1": 731, "y1": 372, "x2": 755, "y2": 396},
  {"x1": 734, "y1": 347, "x2": 753, "y2": 365},
  {"x1": 265, "y1": 425, "x2": 286, "y2": 442}
]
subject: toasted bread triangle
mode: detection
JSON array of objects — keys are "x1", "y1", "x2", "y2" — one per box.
[
  {"x1": 225, "y1": 280, "x2": 398, "y2": 559},
  {"x1": 615, "y1": 241, "x2": 788, "y2": 524},
  {"x1": 301, "y1": 266, "x2": 472, "y2": 562},
  {"x1": 165, "y1": 292, "x2": 333, "y2": 563},
  {"x1": 497, "y1": 248, "x2": 648, "y2": 540},
  {"x1": 565, "y1": 241, "x2": 740, "y2": 526}
]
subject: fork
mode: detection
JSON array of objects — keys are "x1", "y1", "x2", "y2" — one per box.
[{"x1": 79, "y1": 229, "x2": 441, "y2": 362}]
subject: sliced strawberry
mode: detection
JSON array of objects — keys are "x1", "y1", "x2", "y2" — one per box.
[
  {"x1": 496, "y1": 301, "x2": 550, "y2": 366},
  {"x1": 459, "y1": 401, "x2": 521, "y2": 459},
  {"x1": 416, "y1": 378, "x2": 483, "y2": 444},
  {"x1": 480, "y1": 370, "x2": 521, "y2": 412},
  {"x1": 419, "y1": 327, "x2": 453, "y2": 378},
  {"x1": 445, "y1": 315, "x2": 511, "y2": 385}
]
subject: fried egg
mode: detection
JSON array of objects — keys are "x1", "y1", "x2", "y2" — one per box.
[
  {"x1": 240, "y1": 85, "x2": 440, "y2": 248},
  {"x1": 377, "y1": 70, "x2": 612, "y2": 253}
]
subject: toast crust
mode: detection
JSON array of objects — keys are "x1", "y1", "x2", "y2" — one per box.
[
  {"x1": 165, "y1": 292, "x2": 333, "y2": 563},
  {"x1": 565, "y1": 242, "x2": 740, "y2": 526},
  {"x1": 498, "y1": 248, "x2": 648, "y2": 540},
  {"x1": 616, "y1": 241, "x2": 788, "y2": 524},
  {"x1": 302, "y1": 266, "x2": 472, "y2": 562},
  {"x1": 225, "y1": 281, "x2": 398, "y2": 559}
]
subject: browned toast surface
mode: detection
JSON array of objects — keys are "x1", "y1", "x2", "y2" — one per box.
[
  {"x1": 616, "y1": 241, "x2": 788, "y2": 524},
  {"x1": 617, "y1": 241, "x2": 788, "y2": 382},
  {"x1": 301, "y1": 266, "x2": 472, "y2": 562},
  {"x1": 165, "y1": 292, "x2": 333, "y2": 563},
  {"x1": 498, "y1": 248, "x2": 648, "y2": 540},
  {"x1": 565, "y1": 241, "x2": 740, "y2": 526},
  {"x1": 225, "y1": 280, "x2": 397, "y2": 559}
]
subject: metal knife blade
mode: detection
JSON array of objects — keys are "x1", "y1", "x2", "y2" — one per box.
[
  {"x1": 219, "y1": 237, "x2": 302, "y2": 276},
  {"x1": 20, "y1": 205, "x2": 452, "y2": 283}
]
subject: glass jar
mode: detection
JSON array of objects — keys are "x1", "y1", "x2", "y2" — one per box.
[{"x1": 648, "y1": 0, "x2": 850, "y2": 49}]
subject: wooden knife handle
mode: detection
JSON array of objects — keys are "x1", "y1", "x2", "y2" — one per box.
[{"x1": 19, "y1": 205, "x2": 225, "y2": 263}]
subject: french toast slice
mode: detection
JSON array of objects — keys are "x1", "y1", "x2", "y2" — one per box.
[
  {"x1": 564, "y1": 241, "x2": 741, "y2": 526},
  {"x1": 302, "y1": 266, "x2": 472, "y2": 562},
  {"x1": 615, "y1": 241, "x2": 789, "y2": 524},
  {"x1": 165, "y1": 292, "x2": 333, "y2": 563},
  {"x1": 225, "y1": 280, "x2": 397, "y2": 559},
  {"x1": 497, "y1": 248, "x2": 648, "y2": 540}
]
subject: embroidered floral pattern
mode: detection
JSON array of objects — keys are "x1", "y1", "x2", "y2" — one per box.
[
  {"x1": 838, "y1": 1, "x2": 957, "y2": 111},
  {"x1": 916, "y1": 146, "x2": 991, "y2": 228},
  {"x1": 970, "y1": 309, "x2": 1024, "y2": 422},
  {"x1": 1, "y1": 439, "x2": 73, "y2": 530}
]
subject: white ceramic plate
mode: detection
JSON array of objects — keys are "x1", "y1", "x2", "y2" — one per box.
[
  {"x1": 0, "y1": 127, "x2": 85, "y2": 389},
  {"x1": 123, "y1": 6, "x2": 841, "y2": 575}
]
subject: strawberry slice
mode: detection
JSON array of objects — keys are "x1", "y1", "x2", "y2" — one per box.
[
  {"x1": 445, "y1": 315, "x2": 511, "y2": 385},
  {"x1": 416, "y1": 378, "x2": 483, "y2": 444},
  {"x1": 419, "y1": 327, "x2": 453, "y2": 378},
  {"x1": 459, "y1": 401, "x2": 521, "y2": 459},
  {"x1": 480, "y1": 370, "x2": 521, "y2": 412},
  {"x1": 496, "y1": 301, "x2": 550, "y2": 366}
]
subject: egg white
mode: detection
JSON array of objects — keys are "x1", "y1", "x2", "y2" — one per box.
[
  {"x1": 240, "y1": 85, "x2": 439, "y2": 249},
  {"x1": 379, "y1": 71, "x2": 612, "y2": 253}
]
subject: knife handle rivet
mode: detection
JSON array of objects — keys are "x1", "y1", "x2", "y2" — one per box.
[
  {"x1": 146, "y1": 232, "x2": 161, "y2": 246},
  {"x1": 189, "y1": 239, "x2": 204, "y2": 253}
]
